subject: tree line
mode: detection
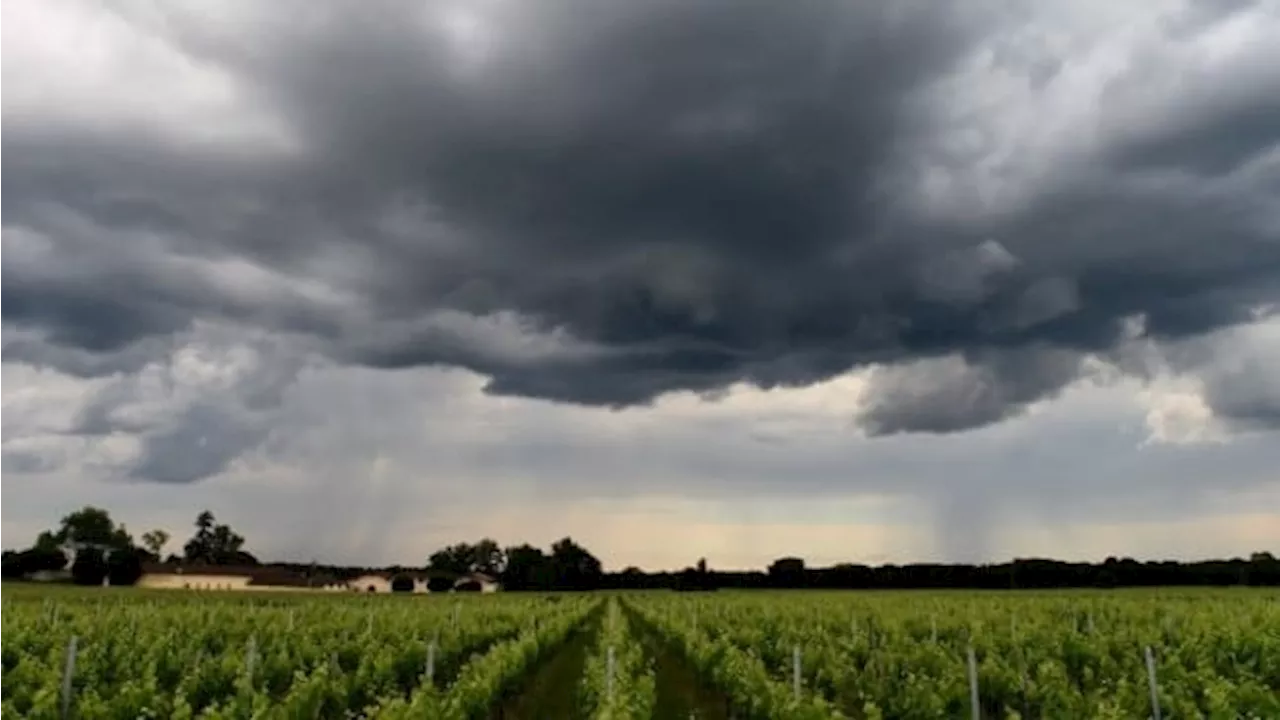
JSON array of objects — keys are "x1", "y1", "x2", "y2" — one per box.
[
  {"x1": 0, "y1": 507, "x2": 609, "y2": 590},
  {"x1": 1, "y1": 507, "x2": 255, "y2": 586},
  {"x1": 4, "y1": 506, "x2": 1277, "y2": 589}
]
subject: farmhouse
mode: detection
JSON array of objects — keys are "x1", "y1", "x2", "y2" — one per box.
[
  {"x1": 346, "y1": 572, "x2": 431, "y2": 594},
  {"x1": 137, "y1": 563, "x2": 347, "y2": 592},
  {"x1": 454, "y1": 571, "x2": 499, "y2": 593},
  {"x1": 135, "y1": 564, "x2": 490, "y2": 593}
]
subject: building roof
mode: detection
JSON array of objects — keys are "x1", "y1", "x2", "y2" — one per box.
[
  {"x1": 143, "y1": 562, "x2": 258, "y2": 577},
  {"x1": 141, "y1": 563, "x2": 340, "y2": 587},
  {"x1": 348, "y1": 570, "x2": 436, "y2": 581}
]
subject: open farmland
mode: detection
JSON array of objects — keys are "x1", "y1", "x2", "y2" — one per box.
[{"x1": 2, "y1": 585, "x2": 1277, "y2": 719}]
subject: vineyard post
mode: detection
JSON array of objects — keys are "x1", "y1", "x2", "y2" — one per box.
[
  {"x1": 967, "y1": 645, "x2": 980, "y2": 719},
  {"x1": 931, "y1": 615, "x2": 938, "y2": 643},
  {"x1": 288, "y1": 609, "x2": 294, "y2": 631},
  {"x1": 606, "y1": 646, "x2": 616, "y2": 702},
  {"x1": 792, "y1": 645, "x2": 802, "y2": 700},
  {"x1": 60, "y1": 635, "x2": 77, "y2": 720},
  {"x1": 1145, "y1": 646, "x2": 1162, "y2": 720},
  {"x1": 426, "y1": 640, "x2": 436, "y2": 683},
  {"x1": 453, "y1": 602, "x2": 461, "y2": 628},
  {"x1": 246, "y1": 635, "x2": 258, "y2": 683}
]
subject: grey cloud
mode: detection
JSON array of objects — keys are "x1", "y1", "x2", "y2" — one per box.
[
  {"x1": 3, "y1": 0, "x2": 1279, "y2": 455},
  {"x1": 128, "y1": 402, "x2": 263, "y2": 484},
  {"x1": 1197, "y1": 325, "x2": 1280, "y2": 430},
  {"x1": 61, "y1": 324, "x2": 308, "y2": 483},
  {"x1": 2, "y1": 447, "x2": 65, "y2": 475},
  {"x1": 858, "y1": 347, "x2": 1083, "y2": 435}
]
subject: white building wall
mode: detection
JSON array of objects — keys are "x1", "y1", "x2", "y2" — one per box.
[
  {"x1": 348, "y1": 575, "x2": 393, "y2": 593},
  {"x1": 138, "y1": 574, "x2": 254, "y2": 591}
]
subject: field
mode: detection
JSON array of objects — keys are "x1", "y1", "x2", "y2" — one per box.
[{"x1": 2, "y1": 585, "x2": 1278, "y2": 719}]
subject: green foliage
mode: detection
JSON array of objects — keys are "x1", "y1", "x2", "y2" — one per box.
[
  {"x1": 140, "y1": 530, "x2": 170, "y2": 559},
  {"x1": 579, "y1": 599, "x2": 656, "y2": 719},
  {"x1": 1, "y1": 588, "x2": 595, "y2": 719},
  {"x1": 70, "y1": 547, "x2": 108, "y2": 586},
  {"x1": 628, "y1": 597, "x2": 839, "y2": 719},
  {"x1": 182, "y1": 511, "x2": 251, "y2": 565},
  {"x1": 106, "y1": 549, "x2": 145, "y2": 587},
  {"x1": 1, "y1": 547, "x2": 67, "y2": 578},
  {"x1": 3, "y1": 587, "x2": 1276, "y2": 718},
  {"x1": 628, "y1": 589, "x2": 1280, "y2": 719},
  {"x1": 53, "y1": 507, "x2": 133, "y2": 552}
]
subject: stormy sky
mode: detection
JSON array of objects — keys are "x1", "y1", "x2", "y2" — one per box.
[{"x1": 3, "y1": 0, "x2": 1279, "y2": 569}]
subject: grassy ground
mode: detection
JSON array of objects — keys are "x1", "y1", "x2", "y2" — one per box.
[{"x1": 490, "y1": 607, "x2": 602, "y2": 719}]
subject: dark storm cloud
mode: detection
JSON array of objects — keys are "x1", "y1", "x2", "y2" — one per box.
[
  {"x1": 4, "y1": 0, "x2": 1279, "y2": 449},
  {"x1": 859, "y1": 347, "x2": 1084, "y2": 435}
]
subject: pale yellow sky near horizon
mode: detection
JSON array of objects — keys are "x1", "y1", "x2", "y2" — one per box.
[{"x1": 5, "y1": 479, "x2": 1277, "y2": 572}]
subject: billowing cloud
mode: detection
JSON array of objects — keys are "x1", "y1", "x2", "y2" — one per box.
[{"x1": 3, "y1": 0, "x2": 1279, "y2": 495}]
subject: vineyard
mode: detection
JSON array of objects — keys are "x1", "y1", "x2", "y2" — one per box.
[{"x1": 2, "y1": 585, "x2": 1277, "y2": 718}]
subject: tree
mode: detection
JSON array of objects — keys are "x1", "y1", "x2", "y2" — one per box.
[
  {"x1": 195, "y1": 510, "x2": 215, "y2": 538},
  {"x1": 71, "y1": 547, "x2": 109, "y2": 586},
  {"x1": 427, "y1": 540, "x2": 508, "y2": 576},
  {"x1": 183, "y1": 511, "x2": 253, "y2": 565},
  {"x1": 470, "y1": 538, "x2": 505, "y2": 577},
  {"x1": 34, "y1": 530, "x2": 62, "y2": 553},
  {"x1": 2, "y1": 547, "x2": 68, "y2": 579},
  {"x1": 4, "y1": 534, "x2": 71, "y2": 579},
  {"x1": 767, "y1": 557, "x2": 806, "y2": 588},
  {"x1": 141, "y1": 529, "x2": 170, "y2": 559},
  {"x1": 503, "y1": 544, "x2": 551, "y2": 591},
  {"x1": 390, "y1": 574, "x2": 415, "y2": 593},
  {"x1": 52, "y1": 507, "x2": 132, "y2": 552},
  {"x1": 549, "y1": 537, "x2": 603, "y2": 591},
  {"x1": 428, "y1": 543, "x2": 475, "y2": 576},
  {"x1": 107, "y1": 548, "x2": 145, "y2": 586}
]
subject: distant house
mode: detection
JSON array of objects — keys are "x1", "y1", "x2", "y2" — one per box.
[
  {"x1": 348, "y1": 573, "x2": 395, "y2": 593},
  {"x1": 137, "y1": 563, "x2": 346, "y2": 592},
  {"x1": 346, "y1": 572, "x2": 434, "y2": 594},
  {"x1": 346, "y1": 570, "x2": 500, "y2": 593},
  {"x1": 135, "y1": 563, "x2": 495, "y2": 593},
  {"x1": 454, "y1": 571, "x2": 500, "y2": 593}
]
